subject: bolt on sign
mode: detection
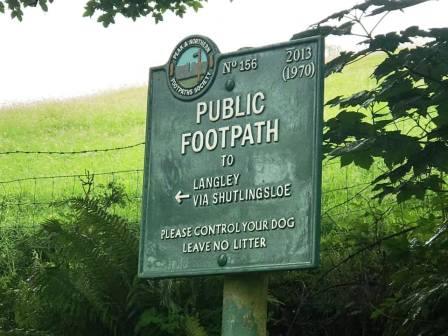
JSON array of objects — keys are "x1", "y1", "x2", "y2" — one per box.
[{"x1": 139, "y1": 35, "x2": 324, "y2": 278}]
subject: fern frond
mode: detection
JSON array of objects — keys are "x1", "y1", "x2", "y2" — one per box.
[{"x1": 184, "y1": 315, "x2": 208, "y2": 336}]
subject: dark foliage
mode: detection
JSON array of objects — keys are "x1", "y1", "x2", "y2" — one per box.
[
  {"x1": 304, "y1": 0, "x2": 448, "y2": 204},
  {"x1": 0, "y1": 183, "x2": 221, "y2": 336},
  {"x1": 0, "y1": 0, "x2": 205, "y2": 26},
  {"x1": 281, "y1": 0, "x2": 448, "y2": 335}
]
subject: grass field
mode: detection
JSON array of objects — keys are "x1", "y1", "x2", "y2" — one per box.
[
  {"x1": 0, "y1": 54, "x2": 385, "y2": 179},
  {"x1": 0, "y1": 88, "x2": 146, "y2": 180},
  {"x1": 0, "y1": 53, "x2": 424, "y2": 228}
]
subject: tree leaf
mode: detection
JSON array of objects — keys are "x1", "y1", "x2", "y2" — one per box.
[
  {"x1": 325, "y1": 51, "x2": 355, "y2": 77},
  {"x1": 315, "y1": 8, "x2": 351, "y2": 25},
  {"x1": 369, "y1": 32, "x2": 411, "y2": 53},
  {"x1": 291, "y1": 26, "x2": 334, "y2": 40},
  {"x1": 368, "y1": 0, "x2": 432, "y2": 16},
  {"x1": 340, "y1": 153, "x2": 355, "y2": 167},
  {"x1": 354, "y1": 153, "x2": 374, "y2": 170},
  {"x1": 83, "y1": 1, "x2": 95, "y2": 17},
  {"x1": 39, "y1": 0, "x2": 47, "y2": 11},
  {"x1": 325, "y1": 95, "x2": 344, "y2": 107}
]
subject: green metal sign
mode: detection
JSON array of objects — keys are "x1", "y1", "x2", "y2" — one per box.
[{"x1": 139, "y1": 35, "x2": 323, "y2": 278}]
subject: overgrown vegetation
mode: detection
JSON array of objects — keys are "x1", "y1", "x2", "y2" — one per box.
[
  {"x1": 1, "y1": 0, "x2": 447, "y2": 335},
  {"x1": 0, "y1": 184, "x2": 221, "y2": 336}
]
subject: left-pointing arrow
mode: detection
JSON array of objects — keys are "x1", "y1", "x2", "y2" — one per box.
[{"x1": 175, "y1": 190, "x2": 191, "y2": 204}]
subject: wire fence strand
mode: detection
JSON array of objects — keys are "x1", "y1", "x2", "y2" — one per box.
[
  {"x1": 0, "y1": 142, "x2": 145, "y2": 156},
  {"x1": 0, "y1": 160, "x2": 428, "y2": 233}
]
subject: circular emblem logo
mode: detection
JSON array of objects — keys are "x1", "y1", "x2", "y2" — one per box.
[{"x1": 168, "y1": 35, "x2": 219, "y2": 100}]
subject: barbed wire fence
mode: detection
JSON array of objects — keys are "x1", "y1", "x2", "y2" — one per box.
[
  {"x1": 0, "y1": 143, "x2": 429, "y2": 234},
  {"x1": 0, "y1": 143, "x2": 146, "y2": 230},
  {"x1": 0, "y1": 169, "x2": 144, "y2": 230},
  {"x1": 0, "y1": 142, "x2": 145, "y2": 156}
]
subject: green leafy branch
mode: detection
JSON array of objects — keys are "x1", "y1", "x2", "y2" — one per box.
[
  {"x1": 0, "y1": 0, "x2": 206, "y2": 26},
  {"x1": 293, "y1": 0, "x2": 448, "y2": 203}
]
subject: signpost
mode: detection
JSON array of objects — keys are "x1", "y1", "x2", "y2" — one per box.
[{"x1": 139, "y1": 35, "x2": 324, "y2": 334}]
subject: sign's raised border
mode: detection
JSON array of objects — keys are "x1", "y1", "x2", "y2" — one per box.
[{"x1": 139, "y1": 35, "x2": 324, "y2": 279}]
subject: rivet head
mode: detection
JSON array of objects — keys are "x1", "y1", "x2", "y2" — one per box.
[
  {"x1": 225, "y1": 79, "x2": 235, "y2": 91},
  {"x1": 217, "y1": 254, "x2": 228, "y2": 266}
]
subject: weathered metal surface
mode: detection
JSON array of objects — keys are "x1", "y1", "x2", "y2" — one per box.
[
  {"x1": 139, "y1": 35, "x2": 323, "y2": 278},
  {"x1": 222, "y1": 274, "x2": 268, "y2": 336}
]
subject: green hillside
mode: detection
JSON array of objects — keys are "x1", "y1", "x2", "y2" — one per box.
[
  {"x1": 0, "y1": 54, "x2": 384, "y2": 181},
  {"x1": 0, "y1": 88, "x2": 147, "y2": 181},
  {"x1": 2, "y1": 53, "x2": 416, "y2": 228}
]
